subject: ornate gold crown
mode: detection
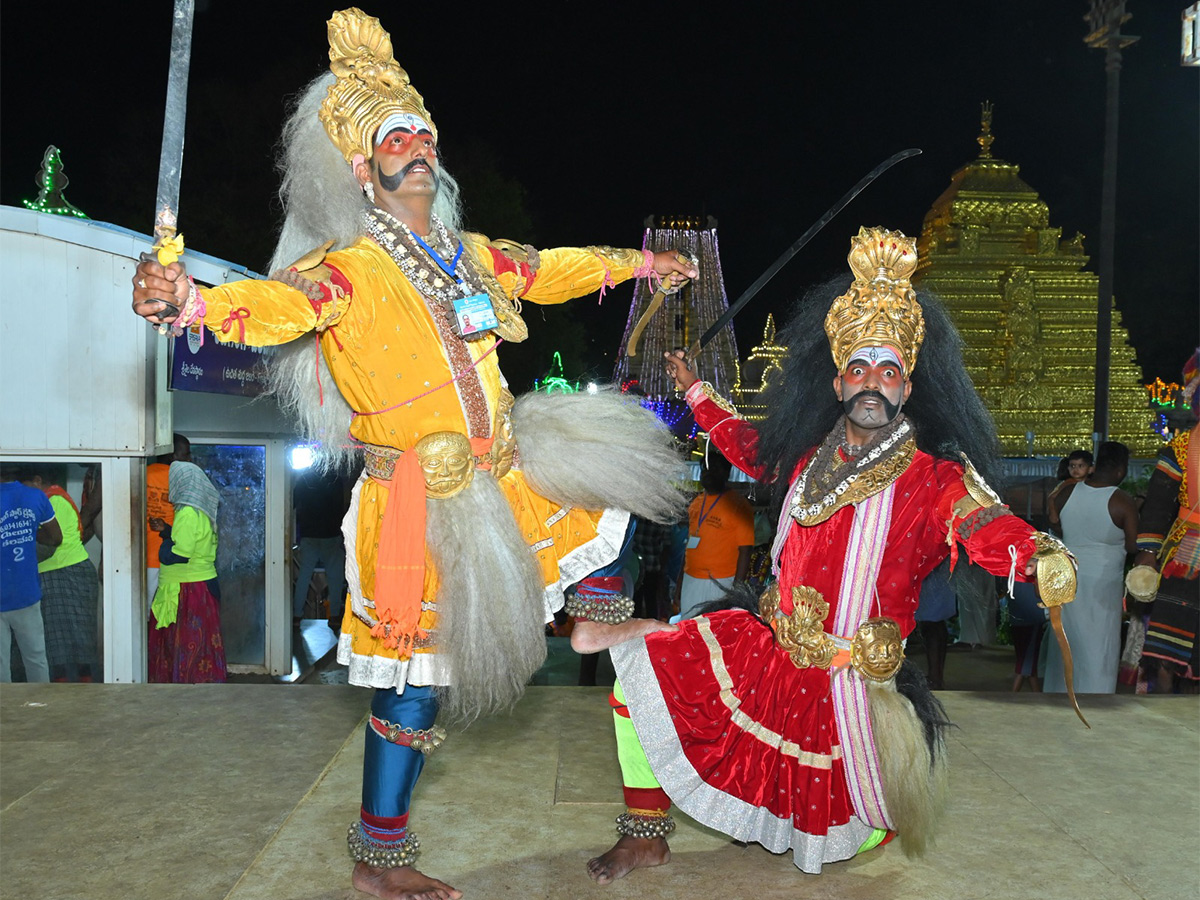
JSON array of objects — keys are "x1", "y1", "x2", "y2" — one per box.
[
  {"x1": 318, "y1": 8, "x2": 437, "y2": 165},
  {"x1": 824, "y1": 227, "x2": 925, "y2": 376}
]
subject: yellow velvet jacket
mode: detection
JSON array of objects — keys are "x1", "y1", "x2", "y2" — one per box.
[
  {"x1": 199, "y1": 235, "x2": 645, "y2": 450},
  {"x1": 195, "y1": 232, "x2": 646, "y2": 685}
]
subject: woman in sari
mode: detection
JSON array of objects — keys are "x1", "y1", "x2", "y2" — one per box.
[{"x1": 148, "y1": 461, "x2": 226, "y2": 683}]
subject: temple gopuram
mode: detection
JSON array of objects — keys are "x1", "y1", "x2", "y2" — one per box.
[
  {"x1": 730, "y1": 314, "x2": 787, "y2": 422},
  {"x1": 613, "y1": 215, "x2": 740, "y2": 437},
  {"x1": 915, "y1": 105, "x2": 1156, "y2": 457}
]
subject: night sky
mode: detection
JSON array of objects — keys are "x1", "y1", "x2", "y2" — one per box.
[{"x1": 2, "y1": 1, "x2": 1196, "y2": 392}]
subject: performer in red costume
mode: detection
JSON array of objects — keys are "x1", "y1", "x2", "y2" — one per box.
[{"x1": 574, "y1": 227, "x2": 1079, "y2": 881}]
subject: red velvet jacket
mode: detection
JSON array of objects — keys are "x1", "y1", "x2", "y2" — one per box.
[{"x1": 692, "y1": 394, "x2": 1036, "y2": 637}]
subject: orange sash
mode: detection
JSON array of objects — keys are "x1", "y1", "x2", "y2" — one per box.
[{"x1": 371, "y1": 436, "x2": 494, "y2": 657}]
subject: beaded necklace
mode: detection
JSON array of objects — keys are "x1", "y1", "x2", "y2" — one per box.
[
  {"x1": 364, "y1": 208, "x2": 496, "y2": 340},
  {"x1": 792, "y1": 416, "x2": 913, "y2": 520}
]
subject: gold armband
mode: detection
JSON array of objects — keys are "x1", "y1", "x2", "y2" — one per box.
[{"x1": 1031, "y1": 532, "x2": 1077, "y2": 608}]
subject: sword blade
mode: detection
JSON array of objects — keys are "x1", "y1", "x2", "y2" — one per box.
[
  {"x1": 154, "y1": 0, "x2": 196, "y2": 227},
  {"x1": 1049, "y1": 605, "x2": 1091, "y2": 728},
  {"x1": 689, "y1": 148, "x2": 922, "y2": 359}
]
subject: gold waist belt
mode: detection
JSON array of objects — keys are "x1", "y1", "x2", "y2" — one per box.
[
  {"x1": 363, "y1": 443, "x2": 405, "y2": 481},
  {"x1": 362, "y1": 432, "x2": 503, "y2": 500},
  {"x1": 759, "y1": 583, "x2": 904, "y2": 682}
]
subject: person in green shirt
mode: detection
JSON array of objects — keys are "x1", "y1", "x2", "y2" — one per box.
[
  {"x1": 26, "y1": 467, "x2": 99, "y2": 682},
  {"x1": 148, "y1": 461, "x2": 226, "y2": 683}
]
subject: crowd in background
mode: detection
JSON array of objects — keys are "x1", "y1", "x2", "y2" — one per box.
[{"x1": 3, "y1": 434, "x2": 1188, "y2": 694}]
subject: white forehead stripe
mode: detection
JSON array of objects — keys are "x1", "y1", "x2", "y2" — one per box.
[
  {"x1": 375, "y1": 113, "x2": 433, "y2": 145},
  {"x1": 847, "y1": 346, "x2": 903, "y2": 368}
]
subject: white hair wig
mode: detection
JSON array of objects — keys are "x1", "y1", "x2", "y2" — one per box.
[
  {"x1": 512, "y1": 388, "x2": 687, "y2": 524},
  {"x1": 426, "y1": 470, "x2": 548, "y2": 725},
  {"x1": 264, "y1": 72, "x2": 465, "y2": 472},
  {"x1": 868, "y1": 679, "x2": 949, "y2": 857}
]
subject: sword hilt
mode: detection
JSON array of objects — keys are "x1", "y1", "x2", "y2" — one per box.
[
  {"x1": 657, "y1": 249, "x2": 698, "y2": 298},
  {"x1": 625, "y1": 249, "x2": 698, "y2": 358},
  {"x1": 143, "y1": 204, "x2": 187, "y2": 333}
]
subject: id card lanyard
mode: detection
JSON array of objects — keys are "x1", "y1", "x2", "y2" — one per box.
[
  {"x1": 694, "y1": 492, "x2": 723, "y2": 534},
  {"x1": 410, "y1": 230, "x2": 464, "y2": 283},
  {"x1": 411, "y1": 231, "x2": 498, "y2": 339}
]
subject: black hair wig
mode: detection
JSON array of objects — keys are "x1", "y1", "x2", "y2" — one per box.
[{"x1": 753, "y1": 275, "x2": 1005, "y2": 516}]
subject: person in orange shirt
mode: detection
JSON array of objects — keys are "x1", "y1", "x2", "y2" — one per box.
[
  {"x1": 146, "y1": 434, "x2": 191, "y2": 604},
  {"x1": 131, "y1": 10, "x2": 691, "y2": 899},
  {"x1": 677, "y1": 452, "x2": 755, "y2": 619}
]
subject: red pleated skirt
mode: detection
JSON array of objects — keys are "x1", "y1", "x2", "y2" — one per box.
[
  {"x1": 611, "y1": 608, "x2": 874, "y2": 873},
  {"x1": 149, "y1": 580, "x2": 227, "y2": 684}
]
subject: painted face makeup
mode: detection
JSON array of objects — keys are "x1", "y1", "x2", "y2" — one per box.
[
  {"x1": 376, "y1": 127, "x2": 436, "y2": 156},
  {"x1": 375, "y1": 114, "x2": 435, "y2": 155},
  {"x1": 372, "y1": 114, "x2": 438, "y2": 192},
  {"x1": 838, "y1": 346, "x2": 908, "y2": 430}
]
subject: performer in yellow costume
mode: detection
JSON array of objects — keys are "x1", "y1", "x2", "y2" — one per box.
[{"x1": 133, "y1": 9, "x2": 691, "y2": 899}]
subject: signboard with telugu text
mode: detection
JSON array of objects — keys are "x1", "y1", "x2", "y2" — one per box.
[{"x1": 168, "y1": 323, "x2": 270, "y2": 397}]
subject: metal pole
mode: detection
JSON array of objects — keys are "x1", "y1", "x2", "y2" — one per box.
[
  {"x1": 1095, "y1": 33, "x2": 1121, "y2": 440},
  {"x1": 1084, "y1": 1, "x2": 1139, "y2": 440}
]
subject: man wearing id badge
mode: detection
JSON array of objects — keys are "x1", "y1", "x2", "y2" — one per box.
[
  {"x1": 131, "y1": 9, "x2": 695, "y2": 899},
  {"x1": 677, "y1": 452, "x2": 755, "y2": 619}
]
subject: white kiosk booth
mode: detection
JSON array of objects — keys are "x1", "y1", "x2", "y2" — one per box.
[{"x1": 0, "y1": 205, "x2": 299, "y2": 680}]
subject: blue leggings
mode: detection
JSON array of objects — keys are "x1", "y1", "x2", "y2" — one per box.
[
  {"x1": 360, "y1": 519, "x2": 635, "y2": 828},
  {"x1": 362, "y1": 685, "x2": 439, "y2": 820},
  {"x1": 591, "y1": 518, "x2": 637, "y2": 579}
]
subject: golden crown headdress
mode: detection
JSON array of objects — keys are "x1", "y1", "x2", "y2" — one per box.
[
  {"x1": 824, "y1": 227, "x2": 925, "y2": 376},
  {"x1": 318, "y1": 8, "x2": 437, "y2": 165}
]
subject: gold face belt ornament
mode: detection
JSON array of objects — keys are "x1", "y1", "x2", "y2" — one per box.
[
  {"x1": 415, "y1": 432, "x2": 474, "y2": 499},
  {"x1": 759, "y1": 585, "x2": 904, "y2": 682}
]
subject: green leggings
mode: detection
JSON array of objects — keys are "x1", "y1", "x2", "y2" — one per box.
[{"x1": 612, "y1": 678, "x2": 889, "y2": 853}]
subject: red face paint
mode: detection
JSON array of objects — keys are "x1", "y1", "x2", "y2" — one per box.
[
  {"x1": 840, "y1": 359, "x2": 905, "y2": 394},
  {"x1": 838, "y1": 354, "x2": 909, "y2": 432},
  {"x1": 376, "y1": 128, "x2": 437, "y2": 157}
]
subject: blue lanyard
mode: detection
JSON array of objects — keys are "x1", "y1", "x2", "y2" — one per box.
[
  {"x1": 694, "y1": 492, "x2": 722, "y2": 532},
  {"x1": 410, "y1": 231, "x2": 464, "y2": 283}
]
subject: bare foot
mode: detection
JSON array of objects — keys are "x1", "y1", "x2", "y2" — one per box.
[
  {"x1": 586, "y1": 835, "x2": 671, "y2": 885},
  {"x1": 352, "y1": 862, "x2": 463, "y2": 900},
  {"x1": 571, "y1": 618, "x2": 678, "y2": 654}
]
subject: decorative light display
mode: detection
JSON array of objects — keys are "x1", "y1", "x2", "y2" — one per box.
[
  {"x1": 533, "y1": 351, "x2": 580, "y2": 394},
  {"x1": 1146, "y1": 378, "x2": 1183, "y2": 408},
  {"x1": 640, "y1": 396, "x2": 688, "y2": 429},
  {"x1": 22, "y1": 145, "x2": 88, "y2": 219},
  {"x1": 1151, "y1": 412, "x2": 1172, "y2": 440},
  {"x1": 612, "y1": 216, "x2": 739, "y2": 402}
]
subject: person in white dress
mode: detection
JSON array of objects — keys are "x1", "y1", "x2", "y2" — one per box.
[{"x1": 1045, "y1": 441, "x2": 1138, "y2": 693}]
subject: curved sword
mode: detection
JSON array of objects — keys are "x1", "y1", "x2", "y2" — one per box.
[
  {"x1": 1048, "y1": 605, "x2": 1089, "y2": 728},
  {"x1": 1033, "y1": 535, "x2": 1090, "y2": 728},
  {"x1": 687, "y1": 148, "x2": 922, "y2": 361},
  {"x1": 626, "y1": 249, "x2": 698, "y2": 357}
]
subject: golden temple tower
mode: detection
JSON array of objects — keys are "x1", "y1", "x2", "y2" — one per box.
[
  {"x1": 731, "y1": 314, "x2": 787, "y2": 422},
  {"x1": 915, "y1": 104, "x2": 1156, "y2": 457}
]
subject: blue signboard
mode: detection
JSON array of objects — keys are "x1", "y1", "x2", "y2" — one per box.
[{"x1": 169, "y1": 324, "x2": 271, "y2": 397}]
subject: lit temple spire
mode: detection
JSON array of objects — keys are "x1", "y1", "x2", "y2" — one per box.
[{"x1": 977, "y1": 101, "x2": 995, "y2": 160}]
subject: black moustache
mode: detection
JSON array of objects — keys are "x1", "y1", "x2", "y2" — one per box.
[
  {"x1": 843, "y1": 390, "x2": 901, "y2": 421},
  {"x1": 378, "y1": 157, "x2": 438, "y2": 192}
]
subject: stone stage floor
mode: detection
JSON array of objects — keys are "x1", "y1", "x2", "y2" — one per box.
[{"x1": 1, "y1": 684, "x2": 1196, "y2": 900}]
